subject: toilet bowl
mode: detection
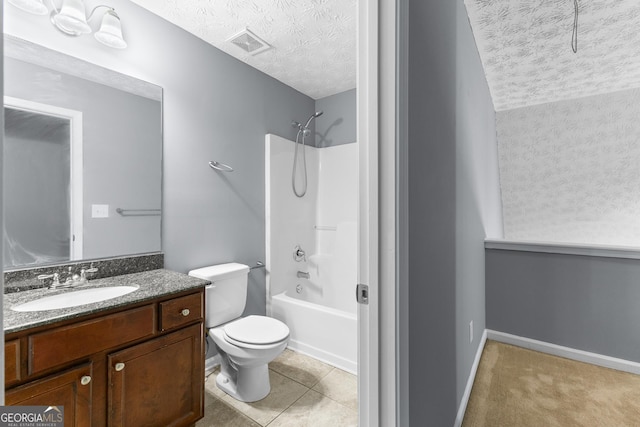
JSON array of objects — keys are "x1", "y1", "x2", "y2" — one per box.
[
  {"x1": 189, "y1": 263, "x2": 290, "y2": 402},
  {"x1": 209, "y1": 315, "x2": 289, "y2": 402}
]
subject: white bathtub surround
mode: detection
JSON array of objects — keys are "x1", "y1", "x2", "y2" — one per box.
[{"x1": 265, "y1": 134, "x2": 358, "y2": 373}]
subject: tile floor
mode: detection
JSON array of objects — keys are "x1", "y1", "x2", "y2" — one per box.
[{"x1": 196, "y1": 349, "x2": 358, "y2": 427}]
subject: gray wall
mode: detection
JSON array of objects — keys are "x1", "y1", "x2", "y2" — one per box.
[
  {"x1": 4, "y1": 58, "x2": 161, "y2": 262},
  {"x1": 455, "y1": 0, "x2": 504, "y2": 399},
  {"x1": 404, "y1": 0, "x2": 501, "y2": 424},
  {"x1": 486, "y1": 249, "x2": 640, "y2": 363},
  {"x1": 5, "y1": 0, "x2": 315, "y2": 317},
  {"x1": 154, "y1": 21, "x2": 314, "y2": 317},
  {"x1": 314, "y1": 88, "x2": 356, "y2": 147}
]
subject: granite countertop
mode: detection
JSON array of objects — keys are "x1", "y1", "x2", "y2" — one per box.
[{"x1": 4, "y1": 269, "x2": 210, "y2": 334}]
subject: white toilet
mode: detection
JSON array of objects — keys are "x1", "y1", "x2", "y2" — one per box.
[{"x1": 188, "y1": 262, "x2": 290, "y2": 402}]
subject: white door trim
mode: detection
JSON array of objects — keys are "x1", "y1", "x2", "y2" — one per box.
[
  {"x1": 357, "y1": 0, "x2": 398, "y2": 425},
  {"x1": 379, "y1": 0, "x2": 399, "y2": 426},
  {"x1": 4, "y1": 96, "x2": 83, "y2": 261},
  {"x1": 357, "y1": 0, "x2": 379, "y2": 425}
]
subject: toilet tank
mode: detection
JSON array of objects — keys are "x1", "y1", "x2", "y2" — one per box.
[{"x1": 188, "y1": 263, "x2": 250, "y2": 328}]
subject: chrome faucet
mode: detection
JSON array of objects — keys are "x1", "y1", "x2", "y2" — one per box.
[
  {"x1": 296, "y1": 271, "x2": 310, "y2": 279},
  {"x1": 37, "y1": 264, "x2": 99, "y2": 289},
  {"x1": 63, "y1": 267, "x2": 80, "y2": 286},
  {"x1": 37, "y1": 272, "x2": 61, "y2": 289}
]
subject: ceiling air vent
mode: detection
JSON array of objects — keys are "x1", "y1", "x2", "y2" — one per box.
[{"x1": 226, "y1": 28, "x2": 272, "y2": 56}]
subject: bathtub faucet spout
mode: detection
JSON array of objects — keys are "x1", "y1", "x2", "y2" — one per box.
[{"x1": 296, "y1": 271, "x2": 310, "y2": 279}]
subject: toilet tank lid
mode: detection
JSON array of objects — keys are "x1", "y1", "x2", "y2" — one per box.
[{"x1": 188, "y1": 263, "x2": 250, "y2": 281}]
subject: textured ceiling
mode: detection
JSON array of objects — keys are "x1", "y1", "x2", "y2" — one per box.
[
  {"x1": 129, "y1": 0, "x2": 356, "y2": 100},
  {"x1": 465, "y1": 0, "x2": 640, "y2": 111}
]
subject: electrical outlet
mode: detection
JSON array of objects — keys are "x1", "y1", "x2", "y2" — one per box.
[{"x1": 469, "y1": 321, "x2": 474, "y2": 343}]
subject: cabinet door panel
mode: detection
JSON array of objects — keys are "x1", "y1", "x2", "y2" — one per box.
[
  {"x1": 5, "y1": 339, "x2": 21, "y2": 386},
  {"x1": 108, "y1": 323, "x2": 203, "y2": 427},
  {"x1": 6, "y1": 363, "x2": 92, "y2": 427},
  {"x1": 29, "y1": 304, "x2": 155, "y2": 375},
  {"x1": 159, "y1": 292, "x2": 203, "y2": 332}
]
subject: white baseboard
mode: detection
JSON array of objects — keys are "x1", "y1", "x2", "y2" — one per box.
[
  {"x1": 454, "y1": 329, "x2": 488, "y2": 427},
  {"x1": 286, "y1": 340, "x2": 357, "y2": 375},
  {"x1": 486, "y1": 330, "x2": 640, "y2": 375}
]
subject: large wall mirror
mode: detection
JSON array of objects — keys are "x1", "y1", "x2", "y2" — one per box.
[{"x1": 3, "y1": 35, "x2": 163, "y2": 270}]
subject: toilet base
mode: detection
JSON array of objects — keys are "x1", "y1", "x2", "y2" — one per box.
[{"x1": 216, "y1": 364, "x2": 271, "y2": 402}]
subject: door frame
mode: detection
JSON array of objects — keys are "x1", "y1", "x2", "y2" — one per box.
[
  {"x1": 4, "y1": 96, "x2": 83, "y2": 261},
  {"x1": 357, "y1": 0, "x2": 398, "y2": 425}
]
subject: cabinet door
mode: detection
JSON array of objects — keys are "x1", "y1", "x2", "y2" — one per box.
[
  {"x1": 6, "y1": 363, "x2": 92, "y2": 427},
  {"x1": 108, "y1": 323, "x2": 203, "y2": 427},
  {"x1": 5, "y1": 339, "x2": 21, "y2": 387}
]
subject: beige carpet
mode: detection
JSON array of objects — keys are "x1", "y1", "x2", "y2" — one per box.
[{"x1": 462, "y1": 341, "x2": 640, "y2": 427}]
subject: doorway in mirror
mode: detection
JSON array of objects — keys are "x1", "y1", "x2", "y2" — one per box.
[{"x1": 4, "y1": 97, "x2": 83, "y2": 268}]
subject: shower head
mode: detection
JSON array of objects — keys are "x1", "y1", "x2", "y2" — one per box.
[{"x1": 303, "y1": 111, "x2": 324, "y2": 129}]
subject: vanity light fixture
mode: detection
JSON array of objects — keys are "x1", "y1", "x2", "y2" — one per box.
[{"x1": 7, "y1": 0, "x2": 127, "y2": 49}]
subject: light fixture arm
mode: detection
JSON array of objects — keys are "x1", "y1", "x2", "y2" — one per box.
[
  {"x1": 86, "y1": 4, "x2": 115, "y2": 21},
  {"x1": 46, "y1": 0, "x2": 113, "y2": 20},
  {"x1": 46, "y1": 0, "x2": 58, "y2": 13}
]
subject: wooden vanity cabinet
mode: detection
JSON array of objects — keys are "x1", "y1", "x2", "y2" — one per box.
[
  {"x1": 108, "y1": 323, "x2": 203, "y2": 427},
  {"x1": 5, "y1": 288, "x2": 204, "y2": 427},
  {"x1": 5, "y1": 339, "x2": 21, "y2": 386},
  {"x1": 6, "y1": 363, "x2": 93, "y2": 427}
]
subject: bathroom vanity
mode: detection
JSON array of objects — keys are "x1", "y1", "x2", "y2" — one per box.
[{"x1": 4, "y1": 269, "x2": 207, "y2": 427}]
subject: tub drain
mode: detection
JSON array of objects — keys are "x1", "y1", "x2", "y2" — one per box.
[{"x1": 296, "y1": 284, "x2": 303, "y2": 294}]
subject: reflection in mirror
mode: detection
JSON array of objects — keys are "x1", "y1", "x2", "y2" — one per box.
[
  {"x1": 4, "y1": 102, "x2": 81, "y2": 267},
  {"x1": 3, "y1": 36, "x2": 163, "y2": 270}
]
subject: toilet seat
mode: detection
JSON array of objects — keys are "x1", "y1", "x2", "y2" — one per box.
[{"x1": 223, "y1": 315, "x2": 289, "y2": 348}]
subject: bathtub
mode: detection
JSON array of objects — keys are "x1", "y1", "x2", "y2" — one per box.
[{"x1": 270, "y1": 290, "x2": 357, "y2": 374}]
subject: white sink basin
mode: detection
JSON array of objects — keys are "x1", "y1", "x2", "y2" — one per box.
[{"x1": 11, "y1": 286, "x2": 139, "y2": 312}]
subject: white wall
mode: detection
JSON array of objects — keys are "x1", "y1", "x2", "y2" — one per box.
[
  {"x1": 497, "y1": 87, "x2": 640, "y2": 246},
  {"x1": 315, "y1": 143, "x2": 358, "y2": 313},
  {"x1": 265, "y1": 134, "x2": 318, "y2": 298},
  {"x1": 266, "y1": 134, "x2": 357, "y2": 313}
]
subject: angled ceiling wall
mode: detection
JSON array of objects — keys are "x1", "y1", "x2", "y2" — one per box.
[
  {"x1": 466, "y1": 0, "x2": 640, "y2": 246},
  {"x1": 465, "y1": 0, "x2": 640, "y2": 111}
]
